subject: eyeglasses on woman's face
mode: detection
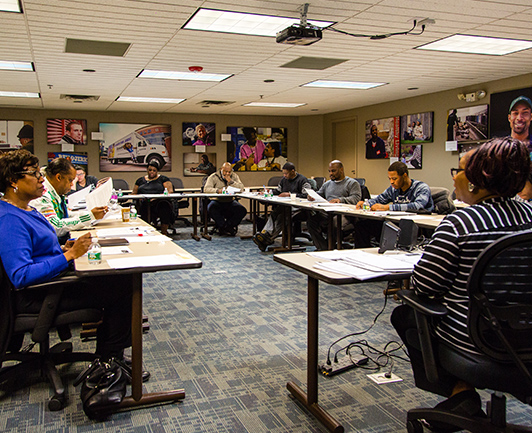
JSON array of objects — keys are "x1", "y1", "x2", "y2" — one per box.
[
  {"x1": 16, "y1": 169, "x2": 43, "y2": 180},
  {"x1": 450, "y1": 168, "x2": 464, "y2": 178}
]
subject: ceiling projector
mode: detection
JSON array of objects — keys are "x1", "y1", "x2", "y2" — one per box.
[{"x1": 276, "y1": 25, "x2": 322, "y2": 45}]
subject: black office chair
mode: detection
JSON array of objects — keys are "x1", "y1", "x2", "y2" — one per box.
[
  {"x1": 430, "y1": 186, "x2": 456, "y2": 215},
  {"x1": 313, "y1": 177, "x2": 326, "y2": 190},
  {"x1": 354, "y1": 177, "x2": 366, "y2": 187},
  {"x1": 112, "y1": 178, "x2": 129, "y2": 190},
  {"x1": 267, "y1": 176, "x2": 283, "y2": 187},
  {"x1": 397, "y1": 231, "x2": 532, "y2": 433},
  {"x1": 0, "y1": 261, "x2": 101, "y2": 411},
  {"x1": 168, "y1": 177, "x2": 192, "y2": 227}
]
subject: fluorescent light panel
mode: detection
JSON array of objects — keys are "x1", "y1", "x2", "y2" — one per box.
[
  {"x1": 0, "y1": 0, "x2": 21, "y2": 13},
  {"x1": 303, "y1": 80, "x2": 387, "y2": 90},
  {"x1": 0, "y1": 61, "x2": 33, "y2": 72},
  {"x1": 183, "y1": 8, "x2": 333, "y2": 37},
  {"x1": 117, "y1": 96, "x2": 185, "y2": 104},
  {"x1": 139, "y1": 69, "x2": 232, "y2": 82},
  {"x1": 243, "y1": 102, "x2": 306, "y2": 108},
  {"x1": 0, "y1": 91, "x2": 39, "y2": 98},
  {"x1": 416, "y1": 34, "x2": 532, "y2": 55}
]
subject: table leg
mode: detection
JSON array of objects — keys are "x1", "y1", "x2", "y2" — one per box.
[
  {"x1": 286, "y1": 276, "x2": 344, "y2": 433},
  {"x1": 336, "y1": 214, "x2": 343, "y2": 250},
  {"x1": 190, "y1": 197, "x2": 200, "y2": 241},
  {"x1": 201, "y1": 197, "x2": 211, "y2": 241}
]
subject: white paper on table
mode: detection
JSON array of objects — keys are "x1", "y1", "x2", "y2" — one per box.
[
  {"x1": 86, "y1": 177, "x2": 112, "y2": 209},
  {"x1": 341, "y1": 250, "x2": 417, "y2": 272},
  {"x1": 101, "y1": 246, "x2": 133, "y2": 255},
  {"x1": 95, "y1": 226, "x2": 155, "y2": 238},
  {"x1": 314, "y1": 261, "x2": 389, "y2": 280},
  {"x1": 68, "y1": 186, "x2": 91, "y2": 209},
  {"x1": 308, "y1": 250, "x2": 346, "y2": 260},
  {"x1": 126, "y1": 234, "x2": 172, "y2": 243},
  {"x1": 107, "y1": 254, "x2": 198, "y2": 269},
  {"x1": 226, "y1": 185, "x2": 242, "y2": 194},
  {"x1": 304, "y1": 188, "x2": 328, "y2": 203}
]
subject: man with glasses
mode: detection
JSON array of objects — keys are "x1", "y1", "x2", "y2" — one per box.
[{"x1": 29, "y1": 158, "x2": 107, "y2": 243}]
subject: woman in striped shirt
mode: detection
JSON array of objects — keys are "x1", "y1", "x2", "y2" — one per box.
[{"x1": 392, "y1": 136, "x2": 532, "y2": 425}]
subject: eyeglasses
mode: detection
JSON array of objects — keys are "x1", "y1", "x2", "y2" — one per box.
[
  {"x1": 450, "y1": 168, "x2": 464, "y2": 177},
  {"x1": 17, "y1": 170, "x2": 43, "y2": 179}
]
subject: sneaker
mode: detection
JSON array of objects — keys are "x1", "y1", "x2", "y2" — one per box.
[{"x1": 253, "y1": 233, "x2": 267, "y2": 251}]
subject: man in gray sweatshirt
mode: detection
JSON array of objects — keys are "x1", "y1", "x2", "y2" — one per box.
[{"x1": 307, "y1": 160, "x2": 361, "y2": 250}]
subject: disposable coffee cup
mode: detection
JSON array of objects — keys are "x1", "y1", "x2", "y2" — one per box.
[
  {"x1": 245, "y1": 187, "x2": 250, "y2": 193},
  {"x1": 121, "y1": 208, "x2": 130, "y2": 222},
  {"x1": 290, "y1": 193, "x2": 297, "y2": 200}
]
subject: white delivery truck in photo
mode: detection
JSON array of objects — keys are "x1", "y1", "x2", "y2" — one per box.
[{"x1": 106, "y1": 131, "x2": 169, "y2": 168}]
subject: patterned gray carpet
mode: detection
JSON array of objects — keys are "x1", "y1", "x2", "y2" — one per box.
[{"x1": 1, "y1": 222, "x2": 531, "y2": 432}]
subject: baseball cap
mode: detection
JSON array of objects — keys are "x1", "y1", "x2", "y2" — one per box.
[
  {"x1": 509, "y1": 95, "x2": 532, "y2": 113},
  {"x1": 17, "y1": 124, "x2": 33, "y2": 139}
]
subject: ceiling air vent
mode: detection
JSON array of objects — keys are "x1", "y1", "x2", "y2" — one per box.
[
  {"x1": 60, "y1": 94, "x2": 100, "y2": 102},
  {"x1": 197, "y1": 100, "x2": 235, "y2": 107}
]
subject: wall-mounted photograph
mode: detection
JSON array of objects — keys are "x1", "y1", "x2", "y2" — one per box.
[
  {"x1": 0, "y1": 120, "x2": 34, "y2": 153},
  {"x1": 400, "y1": 112, "x2": 434, "y2": 144},
  {"x1": 183, "y1": 153, "x2": 217, "y2": 177},
  {"x1": 99, "y1": 123, "x2": 171, "y2": 172},
  {"x1": 364, "y1": 117, "x2": 399, "y2": 159},
  {"x1": 47, "y1": 119, "x2": 87, "y2": 145},
  {"x1": 400, "y1": 144, "x2": 423, "y2": 170},
  {"x1": 47, "y1": 151, "x2": 88, "y2": 167},
  {"x1": 226, "y1": 127, "x2": 287, "y2": 171},
  {"x1": 490, "y1": 87, "x2": 532, "y2": 147},
  {"x1": 447, "y1": 105, "x2": 488, "y2": 143},
  {"x1": 182, "y1": 122, "x2": 215, "y2": 146}
]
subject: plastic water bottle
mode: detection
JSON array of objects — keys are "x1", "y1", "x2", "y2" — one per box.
[
  {"x1": 88, "y1": 238, "x2": 102, "y2": 265},
  {"x1": 117, "y1": 188, "x2": 123, "y2": 197},
  {"x1": 130, "y1": 205, "x2": 137, "y2": 221},
  {"x1": 163, "y1": 187, "x2": 169, "y2": 196},
  {"x1": 109, "y1": 188, "x2": 118, "y2": 210},
  {"x1": 363, "y1": 199, "x2": 370, "y2": 211}
]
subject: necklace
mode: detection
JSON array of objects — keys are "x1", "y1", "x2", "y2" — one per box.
[{"x1": 1, "y1": 197, "x2": 30, "y2": 211}]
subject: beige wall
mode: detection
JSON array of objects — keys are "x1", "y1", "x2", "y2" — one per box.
[{"x1": 0, "y1": 109, "x2": 298, "y2": 189}]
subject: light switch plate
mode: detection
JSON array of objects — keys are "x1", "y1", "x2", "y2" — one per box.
[{"x1": 367, "y1": 372, "x2": 403, "y2": 384}]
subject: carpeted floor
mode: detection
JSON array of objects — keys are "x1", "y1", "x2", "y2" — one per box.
[{"x1": 1, "y1": 222, "x2": 531, "y2": 432}]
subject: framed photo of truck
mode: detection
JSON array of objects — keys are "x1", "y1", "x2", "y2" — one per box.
[{"x1": 98, "y1": 123, "x2": 172, "y2": 172}]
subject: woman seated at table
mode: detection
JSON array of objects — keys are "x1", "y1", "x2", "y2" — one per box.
[
  {"x1": 132, "y1": 160, "x2": 174, "y2": 235},
  {"x1": 0, "y1": 149, "x2": 132, "y2": 361},
  {"x1": 391, "y1": 137, "x2": 532, "y2": 428}
]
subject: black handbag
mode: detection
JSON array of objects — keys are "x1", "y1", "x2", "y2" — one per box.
[{"x1": 74, "y1": 358, "x2": 127, "y2": 419}]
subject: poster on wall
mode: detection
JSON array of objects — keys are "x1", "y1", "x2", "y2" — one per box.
[
  {"x1": 364, "y1": 117, "x2": 399, "y2": 159},
  {"x1": 98, "y1": 123, "x2": 171, "y2": 172},
  {"x1": 0, "y1": 120, "x2": 34, "y2": 153},
  {"x1": 47, "y1": 152, "x2": 88, "y2": 169},
  {"x1": 183, "y1": 153, "x2": 216, "y2": 177},
  {"x1": 446, "y1": 105, "x2": 489, "y2": 143},
  {"x1": 400, "y1": 144, "x2": 422, "y2": 169},
  {"x1": 400, "y1": 112, "x2": 434, "y2": 144},
  {"x1": 490, "y1": 87, "x2": 532, "y2": 146},
  {"x1": 182, "y1": 122, "x2": 215, "y2": 146},
  {"x1": 47, "y1": 119, "x2": 87, "y2": 146},
  {"x1": 226, "y1": 126, "x2": 287, "y2": 172}
]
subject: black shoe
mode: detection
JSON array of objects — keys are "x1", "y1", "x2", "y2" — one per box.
[
  {"x1": 252, "y1": 233, "x2": 267, "y2": 251},
  {"x1": 227, "y1": 226, "x2": 238, "y2": 236},
  {"x1": 122, "y1": 355, "x2": 151, "y2": 383},
  {"x1": 426, "y1": 390, "x2": 486, "y2": 432}
]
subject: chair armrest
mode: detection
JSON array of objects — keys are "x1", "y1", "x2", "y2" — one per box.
[
  {"x1": 397, "y1": 289, "x2": 448, "y2": 316},
  {"x1": 26, "y1": 274, "x2": 82, "y2": 291}
]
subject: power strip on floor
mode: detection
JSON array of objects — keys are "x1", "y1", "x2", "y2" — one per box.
[{"x1": 319, "y1": 354, "x2": 369, "y2": 377}]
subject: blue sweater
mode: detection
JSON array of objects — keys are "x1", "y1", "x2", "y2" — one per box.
[
  {"x1": 0, "y1": 200, "x2": 68, "y2": 290},
  {"x1": 368, "y1": 179, "x2": 434, "y2": 212}
]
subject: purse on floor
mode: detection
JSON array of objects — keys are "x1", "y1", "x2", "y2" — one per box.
[{"x1": 74, "y1": 357, "x2": 127, "y2": 419}]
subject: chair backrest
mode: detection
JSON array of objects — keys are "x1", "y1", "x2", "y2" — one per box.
[
  {"x1": 168, "y1": 177, "x2": 184, "y2": 190},
  {"x1": 313, "y1": 177, "x2": 326, "y2": 190},
  {"x1": 354, "y1": 177, "x2": 366, "y2": 187},
  {"x1": 0, "y1": 259, "x2": 15, "y2": 362},
  {"x1": 112, "y1": 178, "x2": 129, "y2": 190},
  {"x1": 467, "y1": 231, "x2": 532, "y2": 372},
  {"x1": 361, "y1": 185, "x2": 371, "y2": 201},
  {"x1": 430, "y1": 186, "x2": 455, "y2": 215},
  {"x1": 267, "y1": 176, "x2": 283, "y2": 187}
]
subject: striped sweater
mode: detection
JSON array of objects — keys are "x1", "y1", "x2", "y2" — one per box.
[{"x1": 412, "y1": 197, "x2": 532, "y2": 354}]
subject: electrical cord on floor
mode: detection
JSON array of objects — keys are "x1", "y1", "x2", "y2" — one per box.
[{"x1": 341, "y1": 339, "x2": 410, "y2": 375}]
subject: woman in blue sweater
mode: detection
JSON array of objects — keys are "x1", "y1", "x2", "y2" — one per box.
[{"x1": 0, "y1": 149, "x2": 132, "y2": 360}]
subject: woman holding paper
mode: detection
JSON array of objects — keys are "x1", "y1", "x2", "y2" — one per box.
[
  {"x1": 132, "y1": 160, "x2": 174, "y2": 235},
  {"x1": 0, "y1": 149, "x2": 133, "y2": 361}
]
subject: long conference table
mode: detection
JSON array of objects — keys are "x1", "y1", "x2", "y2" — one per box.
[
  {"x1": 71, "y1": 215, "x2": 202, "y2": 415},
  {"x1": 273, "y1": 249, "x2": 413, "y2": 433}
]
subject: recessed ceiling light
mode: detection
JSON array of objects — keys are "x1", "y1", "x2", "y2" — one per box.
[
  {"x1": 264, "y1": 79, "x2": 275, "y2": 83},
  {"x1": 243, "y1": 102, "x2": 306, "y2": 108},
  {"x1": 408, "y1": 87, "x2": 419, "y2": 90},
  {"x1": 302, "y1": 80, "x2": 387, "y2": 90},
  {"x1": 183, "y1": 8, "x2": 333, "y2": 37},
  {"x1": 416, "y1": 34, "x2": 532, "y2": 55},
  {"x1": 83, "y1": 69, "x2": 96, "y2": 73},
  {"x1": 116, "y1": 96, "x2": 185, "y2": 104},
  {"x1": 0, "y1": 91, "x2": 39, "y2": 98},
  {"x1": 138, "y1": 69, "x2": 232, "y2": 82},
  {"x1": 0, "y1": 61, "x2": 33, "y2": 72},
  {"x1": 0, "y1": 0, "x2": 22, "y2": 13}
]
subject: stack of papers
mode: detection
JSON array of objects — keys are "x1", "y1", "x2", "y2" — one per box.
[
  {"x1": 310, "y1": 249, "x2": 421, "y2": 280},
  {"x1": 95, "y1": 226, "x2": 155, "y2": 238}
]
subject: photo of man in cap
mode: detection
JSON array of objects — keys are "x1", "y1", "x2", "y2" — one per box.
[
  {"x1": 17, "y1": 124, "x2": 34, "y2": 153},
  {"x1": 508, "y1": 95, "x2": 531, "y2": 152}
]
